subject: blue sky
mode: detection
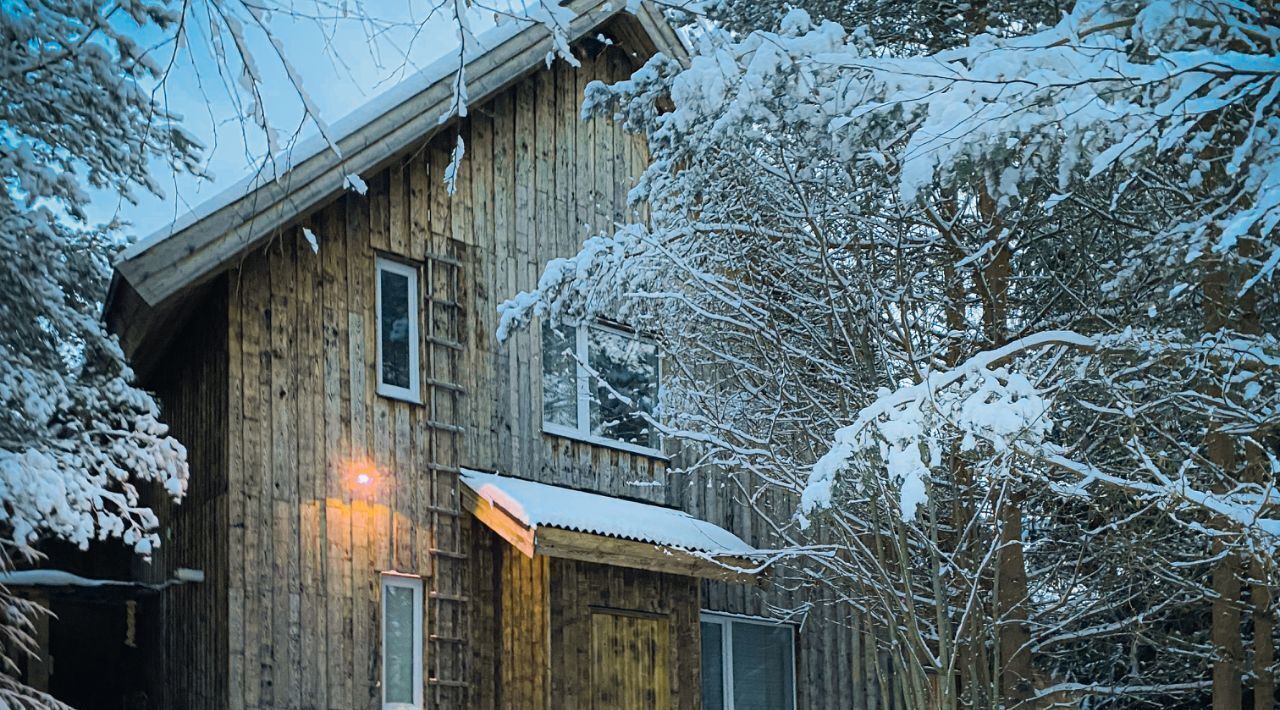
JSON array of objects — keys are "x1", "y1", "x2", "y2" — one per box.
[{"x1": 87, "y1": 1, "x2": 505, "y2": 241}]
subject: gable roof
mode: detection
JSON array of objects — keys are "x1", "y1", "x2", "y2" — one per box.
[{"x1": 106, "y1": 0, "x2": 683, "y2": 368}]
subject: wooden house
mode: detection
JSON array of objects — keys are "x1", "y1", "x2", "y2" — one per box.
[{"x1": 17, "y1": 2, "x2": 895, "y2": 708}]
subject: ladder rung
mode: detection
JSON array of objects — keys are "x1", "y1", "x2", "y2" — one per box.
[
  {"x1": 428, "y1": 678, "x2": 470, "y2": 688},
  {"x1": 429, "y1": 592, "x2": 469, "y2": 602}
]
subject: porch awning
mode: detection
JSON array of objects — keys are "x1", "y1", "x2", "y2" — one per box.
[
  {"x1": 460, "y1": 469, "x2": 760, "y2": 582},
  {"x1": 0, "y1": 568, "x2": 205, "y2": 601}
]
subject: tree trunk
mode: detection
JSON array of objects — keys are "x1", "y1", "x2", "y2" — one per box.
[
  {"x1": 1238, "y1": 249, "x2": 1275, "y2": 710},
  {"x1": 1211, "y1": 542, "x2": 1244, "y2": 710},
  {"x1": 974, "y1": 187, "x2": 1037, "y2": 708},
  {"x1": 995, "y1": 489, "x2": 1036, "y2": 706},
  {"x1": 1252, "y1": 558, "x2": 1275, "y2": 710},
  {"x1": 1204, "y1": 261, "x2": 1243, "y2": 710},
  {"x1": 931, "y1": 195, "x2": 993, "y2": 708}
]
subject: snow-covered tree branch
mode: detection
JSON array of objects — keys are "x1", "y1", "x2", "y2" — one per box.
[{"x1": 499, "y1": 1, "x2": 1280, "y2": 705}]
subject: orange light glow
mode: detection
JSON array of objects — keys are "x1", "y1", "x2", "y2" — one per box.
[{"x1": 343, "y1": 458, "x2": 382, "y2": 497}]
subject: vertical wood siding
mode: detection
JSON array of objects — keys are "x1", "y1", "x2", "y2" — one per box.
[
  {"x1": 154, "y1": 22, "x2": 885, "y2": 710},
  {"x1": 217, "y1": 39, "x2": 648, "y2": 710},
  {"x1": 461, "y1": 46, "x2": 667, "y2": 503},
  {"x1": 462, "y1": 40, "x2": 893, "y2": 710},
  {"x1": 224, "y1": 151, "x2": 468, "y2": 708},
  {"x1": 468, "y1": 528, "x2": 552, "y2": 710},
  {"x1": 145, "y1": 284, "x2": 230, "y2": 710},
  {"x1": 469, "y1": 527, "x2": 699, "y2": 710},
  {"x1": 550, "y1": 559, "x2": 700, "y2": 710}
]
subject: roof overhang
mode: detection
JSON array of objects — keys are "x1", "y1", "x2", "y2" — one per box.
[
  {"x1": 105, "y1": 0, "x2": 685, "y2": 373},
  {"x1": 460, "y1": 470, "x2": 761, "y2": 584},
  {"x1": 0, "y1": 568, "x2": 205, "y2": 601}
]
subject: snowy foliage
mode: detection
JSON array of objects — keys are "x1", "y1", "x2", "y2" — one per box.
[
  {"x1": 2, "y1": 0, "x2": 192, "y2": 556},
  {"x1": 1, "y1": 0, "x2": 197, "y2": 703},
  {"x1": 802, "y1": 332, "x2": 1078, "y2": 525},
  {"x1": 500, "y1": 0, "x2": 1280, "y2": 705}
]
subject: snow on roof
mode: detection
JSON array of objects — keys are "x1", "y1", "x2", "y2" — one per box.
[
  {"x1": 460, "y1": 469, "x2": 755, "y2": 555},
  {"x1": 0, "y1": 569, "x2": 138, "y2": 588},
  {"x1": 107, "y1": 0, "x2": 684, "y2": 337},
  {"x1": 0, "y1": 568, "x2": 205, "y2": 589},
  {"x1": 119, "y1": 15, "x2": 530, "y2": 263}
]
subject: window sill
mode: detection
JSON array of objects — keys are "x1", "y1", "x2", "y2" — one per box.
[
  {"x1": 376, "y1": 383, "x2": 423, "y2": 405},
  {"x1": 542, "y1": 424, "x2": 669, "y2": 461}
]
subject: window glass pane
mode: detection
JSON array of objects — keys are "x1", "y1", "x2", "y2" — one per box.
[
  {"x1": 383, "y1": 584, "x2": 416, "y2": 704},
  {"x1": 701, "y1": 621, "x2": 726, "y2": 710},
  {"x1": 379, "y1": 268, "x2": 412, "y2": 390},
  {"x1": 541, "y1": 322, "x2": 577, "y2": 428},
  {"x1": 731, "y1": 622, "x2": 794, "y2": 710},
  {"x1": 587, "y1": 326, "x2": 658, "y2": 447}
]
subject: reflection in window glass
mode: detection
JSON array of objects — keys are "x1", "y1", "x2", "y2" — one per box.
[
  {"x1": 700, "y1": 614, "x2": 796, "y2": 710},
  {"x1": 730, "y1": 622, "x2": 795, "y2": 710},
  {"x1": 541, "y1": 322, "x2": 577, "y2": 427},
  {"x1": 701, "y1": 621, "x2": 726, "y2": 710},
  {"x1": 587, "y1": 326, "x2": 658, "y2": 448},
  {"x1": 383, "y1": 583, "x2": 416, "y2": 704},
  {"x1": 379, "y1": 269, "x2": 412, "y2": 390},
  {"x1": 540, "y1": 320, "x2": 661, "y2": 452}
]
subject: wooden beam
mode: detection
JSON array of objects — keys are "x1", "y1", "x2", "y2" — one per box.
[
  {"x1": 461, "y1": 485, "x2": 536, "y2": 558},
  {"x1": 105, "y1": 274, "x2": 212, "y2": 381},
  {"x1": 631, "y1": 3, "x2": 688, "y2": 62},
  {"x1": 533, "y1": 527, "x2": 757, "y2": 584},
  {"x1": 600, "y1": 10, "x2": 687, "y2": 66}
]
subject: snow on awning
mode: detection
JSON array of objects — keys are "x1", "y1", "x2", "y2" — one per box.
[
  {"x1": 0, "y1": 570, "x2": 140, "y2": 588},
  {"x1": 0, "y1": 568, "x2": 205, "y2": 600},
  {"x1": 460, "y1": 469, "x2": 760, "y2": 582},
  {"x1": 460, "y1": 469, "x2": 752, "y2": 553}
]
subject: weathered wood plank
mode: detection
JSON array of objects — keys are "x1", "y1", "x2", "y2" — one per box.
[
  {"x1": 409, "y1": 154, "x2": 429, "y2": 262},
  {"x1": 268, "y1": 232, "x2": 301, "y2": 709},
  {"x1": 389, "y1": 163, "x2": 410, "y2": 257},
  {"x1": 225, "y1": 275, "x2": 247, "y2": 710},
  {"x1": 394, "y1": 404, "x2": 414, "y2": 572},
  {"x1": 477, "y1": 94, "x2": 506, "y2": 477},
  {"x1": 459, "y1": 486, "x2": 535, "y2": 558},
  {"x1": 326, "y1": 499, "x2": 354, "y2": 709},
  {"x1": 512, "y1": 80, "x2": 535, "y2": 475},
  {"x1": 369, "y1": 172, "x2": 391, "y2": 254},
  {"x1": 241, "y1": 252, "x2": 272, "y2": 709},
  {"x1": 530, "y1": 60, "x2": 555, "y2": 482}
]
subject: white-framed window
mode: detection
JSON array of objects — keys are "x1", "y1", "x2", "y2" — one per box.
[
  {"x1": 381, "y1": 573, "x2": 424, "y2": 710},
  {"x1": 375, "y1": 257, "x2": 420, "y2": 403},
  {"x1": 700, "y1": 612, "x2": 796, "y2": 710},
  {"x1": 541, "y1": 319, "x2": 661, "y2": 456}
]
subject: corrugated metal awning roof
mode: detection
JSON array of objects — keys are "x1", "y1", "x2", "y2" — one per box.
[{"x1": 460, "y1": 469, "x2": 754, "y2": 555}]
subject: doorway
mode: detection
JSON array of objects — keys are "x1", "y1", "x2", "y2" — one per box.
[{"x1": 589, "y1": 609, "x2": 672, "y2": 710}]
